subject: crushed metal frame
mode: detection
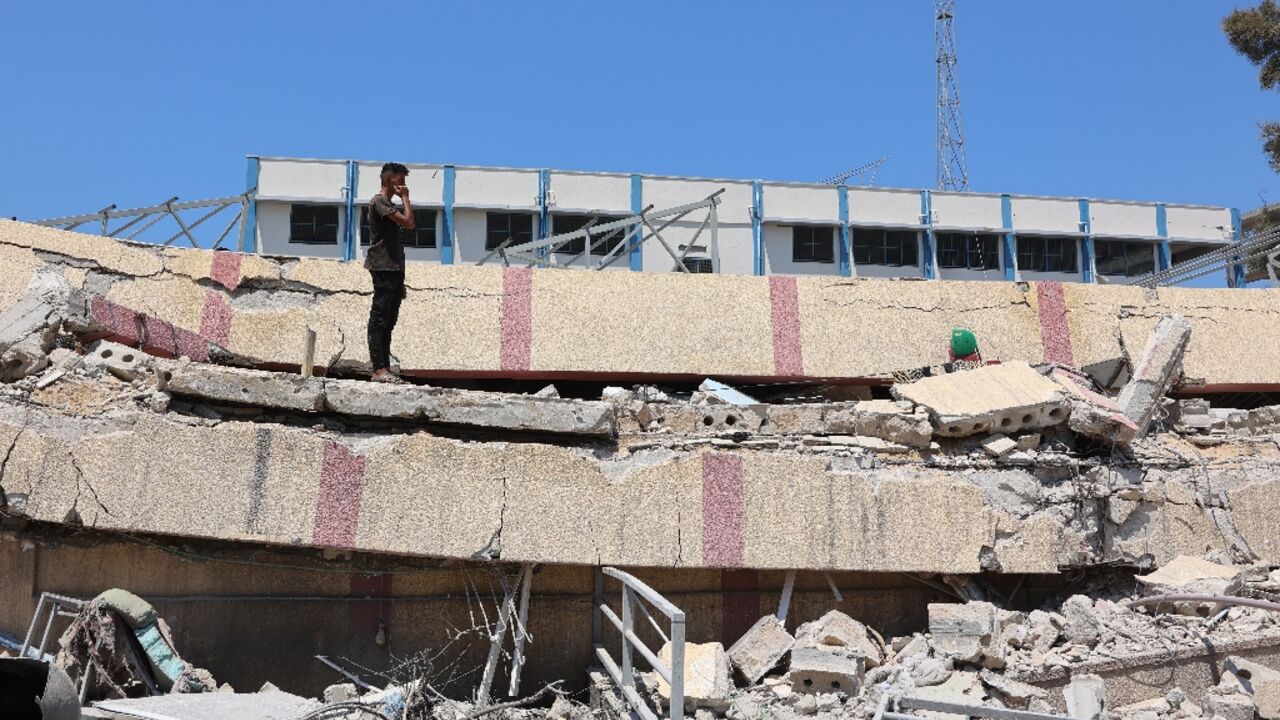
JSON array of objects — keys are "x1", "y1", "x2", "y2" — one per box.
[
  {"x1": 32, "y1": 190, "x2": 258, "y2": 252},
  {"x1": 1131, "y1": 224, "x2": 1280, "y2": 288},
  {"x1": 593, "y1": 566, "x2": 687, "y2": 720}
]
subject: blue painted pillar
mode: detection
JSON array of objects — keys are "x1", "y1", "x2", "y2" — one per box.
[
  {"x1": 629, "y1": 174, "x2": 643, "y2": 272},
  {"x1": 536, "y1": 168, "x2": 551, "y2": 263},
  {"x1": 1000, "y1": 194, "x2": 1017, "y2": 281},
  {"x1": 1229, "y1": 207, "x2": 1245, "y2": 288},
  {"x1": 1155, "y1": 203, "x2": 1172, "y2": 271},
  {"x1": 751, "y1": 180, "x2": 765, "y2": 276},
  {"x1": 243, "y1": 157, "x2": 260, "y2": 253},
  {"x1": 837, "y1": 185, "x2": 852, "y2": 277},
  {"x1": 441, "y1": 165, "x2": 456, "y2": 265},
  {"x1": 1079, "y1": 198, "x2": 1096, "y2": 283},
  {"x1": 343, "y1": 160, "x2": 358, "y2": 261},
  {"x1": 920, "y1": 190, "x2": 936, "y2": 279}
]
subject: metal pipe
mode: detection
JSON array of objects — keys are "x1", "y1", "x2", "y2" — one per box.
[{"x1": 1123, "y1": 593, "x2": 1280, "y2": 613}]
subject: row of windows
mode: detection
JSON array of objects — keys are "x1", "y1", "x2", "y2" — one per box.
[{"x1": 290, "y1": 205, "x2": 1155, "y2": 277}]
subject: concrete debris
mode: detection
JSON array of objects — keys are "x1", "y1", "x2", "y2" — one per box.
[
  {"x1": 1050, "y1": 366, "x2": 1139, "y2": 444},
  {"x1": 1060, "y1": 595, "x2": 1101, "y2": 648},
  {"x1": 788, "y1": 647, "x2": 863, "y2": 695},
  {"x1": 1203, "y1": 688, "x2": 1256, "y2": 720},
  {"x1": 1116, "y1": 315, "x2": 1193, "y2": 436},
  {"x1": 1016, "y1": 433, "x2": 1041, "y2": 451},
  {"x1": 928, "y1": 602, "x2": 1001, "y2": 666},
  {"x1": 728, "y1": 615, "x2": 794, "y2": 685},
  {"x1": 697, "y1": 379, "x2": 761, "y2": 406},
  {"x1": 1136, "y1": 556, "x2": 1243, "y2": 614},
  {"x1": 83, "y1": 340, "x2": 149, "y2": 382},
  {"x1": 1064, "y1": 674, "x2": 1107, "y2": 720},
  {"x1": 323, "y1": 682, "x2": 357, "y2": 703},
  {"x1": 533, "y1": 384, "x2": 560, "y2": 398},
  {"x1": 823, "y1": 400, "x2": 933, "y2": 448},
  {"x1": 656, "y1": 641, "x2": 732, "y2": 713},
  {"x1": 794, "y1": 610, "x2": 884, "y2": 668},
  {"x1": 1225, "y1": 656, "x2": 1280, "y2": 720},
  {"x1": 0, "y1": 272, "x2": 65, "y2": 382},
  {"x1": 892, "y1": 361, "x2": 1071, "y2": 438},
  {"x1": 980, "y1": 433, "x2": 1018, "y2": 458},
  {"x1": 91, "y1": 691, "x2": 322, "y2": 720}
]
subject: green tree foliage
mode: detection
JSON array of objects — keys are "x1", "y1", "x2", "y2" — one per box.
[{"x1": 1224, "y1": 0, "x2": 1280, "y2": 172}]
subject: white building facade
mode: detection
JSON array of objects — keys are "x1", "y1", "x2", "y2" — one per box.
[{"x1": 246, "y1": 156, "x2": 1242, "y2": 284}]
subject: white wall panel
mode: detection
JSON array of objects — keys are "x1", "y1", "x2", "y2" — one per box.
[
  {"x1": 763, "y1": 184, "x2": 838, "y2": 223},
  {"x1": 1011, "y1": 197, "x2": 1080, "y2": 234},
  {"x1": 932, "y1": 193, "x2": 1003, "y2": 230},
  {"x1": 354, "y1": 163, "x2": 445, "y2": 206},
  {"x1": 1091, "y1": 202, "x2": 1157, "y2": 238},
  {"x1": 258, "y1": 160, "x2": 347, "y2": 201},
  {"x1": 847, "y1": 188, "x2": 922, "y2": 227},
  {"x1": 551, "y1": 173, "x2": 632, "y2": 214},
  {"x1": 454, "y1": 169, "x2": 539, "y2": 209},
  {"x1": 451, "y1": 209, "x2": 490, "y2": 264},
  {"x1": 1166, "y1": 206, "x2": 1233, "y2": 242}
]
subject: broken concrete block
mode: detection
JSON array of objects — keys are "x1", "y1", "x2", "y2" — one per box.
[
  {"x1": 1061, "y1": 595, "x2": 1101, "y2": 648},
  {"x1": 1225, "y1": 656, "x2": 1280, "y2": 719},
  {"x1": 656, "y1": 641, "x2": 732, "y2": 713},
  {"x1": 824, "y1": 400, "x2": 933, "y2": 448},
  {"x1": 1175, "y1": 399, "x2": 1213, "y2": 431},
  {"x1": 727, "y1": 615, "x2": 794, "y2": 685},
  {"x1": 1137, "y1": 555, "x2": 1242, "y2": 612},
  {"x1": 84, "y1": 340, "x2": 151, "y2": 381},
  {"x1": 765, "y1": 404, "x2": 827, "y2": 435},
  {"x1": 160, "y1": 360, "x2": 323, "y2": 411},
  {"x1": 788, "y1": 647, "x2": 863, "y2": 695},
  {"x1": 892, "y1": 361, "x2": 1069, "y2": 438},
  {"x1": 533, "y1": 384, "x2": 559, "y2": 398},
  {"x1": 911, "y1": 656, "x2": 954, "y2": 687},
  {"x1": 698, "y1": 379, "x2": 760, "y2": 406},
  {"x1": 980, "y1": 433, "x2": 1017, "y2": 458},
  {"x1": 980, "y1": 669, "x2": 1047, "y2": 708},
  {"x1": 1016, "y1": 433, "x2": 1041, "y2": 451},
  {"x1": 1204, "y1": 690, "x2": 1257, "y2": 720},
  {"x1": 696, "y1": 406, "x2": 764, "y2": 434},
  {"x1": 928, "y1": 602, "x2": 998, "y2": 665},
  {"x1": 1117, "y1": 315, "x2": 1193, "y2": 436},
  {"x1": 324, "y1": 683, "x2": 357, "y2": 703},
  {"x1": 1064, "y1": 674, "x2": 1107, "y2": 720},
  {"x1": 794, "y1": 610, "x2": 883, "y2": 668},
  {"x1": 1049, "y1": 367, "x2": 1138, "y2": 444}
]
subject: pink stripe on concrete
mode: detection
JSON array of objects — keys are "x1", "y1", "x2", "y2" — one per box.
[
  {"x1": 209, "y1": 251, "x2": 243, "y2": 291},
  {"x1": 702, "y1": 452, "x2": 745, "y2": 567},
  {"x1": 500, "y1": 267, "x2": 533, "y2": 372},
  {"x1": 198, "y1": 291, "x2": 232, "y2": 347},
  {"x1": 89, "y1": 296, "x2": 144, "y2": 344},
  {"x1": 1036, "y1": 282, "x2": 1075, "y2": 366},
  {"x1": 313, "y1": 442, "x2": 368, "y2": 548},
  {"x1": 768, "y1": 276, "x2": 804, "y2": 377}
]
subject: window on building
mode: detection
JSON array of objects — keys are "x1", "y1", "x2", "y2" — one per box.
[
  {"x1": 1095, "y1": 240, "x2": 1156, "y2": 277},
  {"x1": 360, "y1": 207, "x2": 437, "y2": 248},
  {"x1": 936, "y1": 232, "x2": 1000, "y2": 270},
  {"x1": 792, "y1": 226, "x2": 835, "y2": 264},
  {"x1": 289, "y1": 205, "x2": 339, "y2": 244},
  {"x1": 486, "y1": 212, "x2": 534, "y2": 251},
  {"x1": 852, "y1": 228, "x2": 919, "y2": 267},
  {"x1": 1016, "y1": 235, "x2": 1078, "y2": 273},
  {"x1": 551, "y1": 214, "x2": 628, "y2": 256},
  {"x1": 682, "y1": 257, "x2": 714, "y2": 273}
]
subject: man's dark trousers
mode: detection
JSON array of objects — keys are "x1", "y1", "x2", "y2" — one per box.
[{"x1": 367, "y1": 270, "x2": 405, "y2": 371}]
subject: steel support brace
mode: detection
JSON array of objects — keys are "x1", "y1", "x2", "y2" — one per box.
[
  {"x1": 1079, "y1": 198, "x2": 1095, "y2": 283},
  {"x1": 442, "y1": 166, "x2": 456, "y2": 265},
  {"x1": 630, "y1": 174, "x2": 643, "y2": 271},
  {"x1": 752, "y1": 180, "x2": 765, "y2": 276},
  {"x1": 1156, "y1": 203, "x2": 1171, "y2": 272},
  {"x1": 537, "y1": 169, "x2": 551, "y2": 262},
  {"x1": 837, "y1": 186, "x2": 853, "y2": 277},
  {"x1": 920, "y1": 190, "x2": 937, "y2": 279},
  {"x1": 1230, "y1": 207, "x2": 1245, "y2": 288},
  {"x1": 1000, "y1": 194, "x2": 1017, "y2": 281},
  {"x1": 244, "y1": 157, "x2": 260, "y2": 253},
  {"x1": 343, "y1": 160, "x2": 358, "y2": 262}
]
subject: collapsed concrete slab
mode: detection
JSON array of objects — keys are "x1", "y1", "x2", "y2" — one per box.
[
  {"x1": 727, "y1": 616, "x2": 794, "y2": 684},
  {"x1": 656, "y1": 641, "x2": 732, "y2": 713},
  {"x1": 1117, "y1": 315, "x2": 1192, "y2": 436},
  {"x1": 1049, "y1": 366, "x2": 1138, "y2": 444},
  {"x1": 892, "y1": 362, "x2": 1070, "y2": 438}
]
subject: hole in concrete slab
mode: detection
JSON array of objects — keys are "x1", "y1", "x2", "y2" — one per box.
[
  {"x1": 162, "y1": 371, "x2": 172, "y2": 382},
  {"x1": 122, "y1": 354, "x2": 135, "y2": 363},
  {"x1": 971, "y1": 424, "x2": 982, "y2": 432},
  {"x1": 1049, "y1": 408, "x2": 1063, "y2": 417},
  {"x1": 1000, "y1": 417, "x2": 1012, "y2": 427},
  {"x1": 1239, "y1": 669, "x2": 1254, "y2": 680},
  {"x1": 1021, "y1": 414, "x2": 1032, "y2": 424},
  {"x1": 831, "y1": 681, "x2": 841, "y2": 689},
  {"x1": 702, "y1": 416, "x2": 714, "y2": 426},
  {"x1": 100, "y1": 348, "x2": 113, "y2": 359},
  {"x1": 948, "y1": 426, "x2": 961, "y2": 434},
  {"x1": 725, "y1": 415, "x2": 737, "y2": 426},
  {"x1": 802, "y1": 678, "x2": 813, "y2": 687}
]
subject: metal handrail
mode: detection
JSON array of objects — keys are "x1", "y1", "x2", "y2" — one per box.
[
  {"x1": 1130, "y1": 224, "x2": 1280, "y2": 288},
  {"x1": 593, "y1": 567, "x2": 686, "y2": 720}
]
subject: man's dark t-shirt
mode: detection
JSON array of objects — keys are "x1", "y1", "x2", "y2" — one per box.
[{"x1": 364, "y1": 194, "x2": 406, "y2": 271}]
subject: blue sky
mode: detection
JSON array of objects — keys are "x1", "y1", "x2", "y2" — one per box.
[{"x1": 1, "y1": 1, "x2": 1277, "y2": 222}]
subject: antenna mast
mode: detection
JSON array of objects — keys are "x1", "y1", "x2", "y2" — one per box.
[{"x1": 935, "y1": 0, "x2": 969, "y2": 191}]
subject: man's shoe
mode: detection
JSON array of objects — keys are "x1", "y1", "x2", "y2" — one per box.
[{"x1": 370, "y1": 370, "x2": 406, "y2": 385}]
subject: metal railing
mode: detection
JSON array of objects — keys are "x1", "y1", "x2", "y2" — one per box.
[
  {"x1": 1130, "y1": 224, "x2": 1280, "y2": 288},
  {"x1": 480, "y1": 190, "x2": 723, "y2": 274},
  {"x1": 876, "y1": 695, "x2": 1073, "y2": 720},
  {"x1": 19, "y1": 592, "x2": 85, "y2": 661},
  {"x1": 31, "y1": 190, "x2": 257, "y2": 252},
  {"x1": 593, "y1": 567, "x2": 686, "y2": 720}
]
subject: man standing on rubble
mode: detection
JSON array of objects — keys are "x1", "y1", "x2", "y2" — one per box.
[{"x1": 365, "y1": 162, "x2": 414, "y2": 384}]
